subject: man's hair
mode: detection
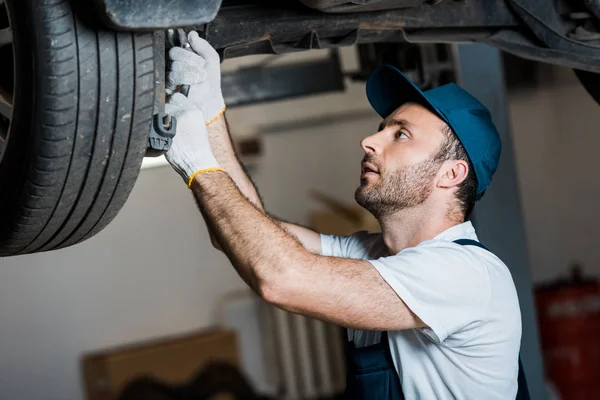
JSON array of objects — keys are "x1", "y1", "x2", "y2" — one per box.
[{"x1": 435, "y1": 125, "x2": 478, "y2": 220}]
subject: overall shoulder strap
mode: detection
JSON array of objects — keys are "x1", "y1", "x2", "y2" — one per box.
[{"x1": 452, "y1": 238, "x2": 489, "y2": 251}]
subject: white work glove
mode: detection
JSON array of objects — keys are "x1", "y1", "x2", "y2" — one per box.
[
  {"x1": 165, "y1": 93, "x2": 223, "y2": 187},
  {"x1": 167, "y1": 31, "x2": 225, "y2": 125}
]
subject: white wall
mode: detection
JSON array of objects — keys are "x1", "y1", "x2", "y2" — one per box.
[
  {"x1": 0, "y1": 167, "x2": 247, "y2": 400},
  {"x1": 507, "y1": 66, "x2": 600, "y2": 284},
  {"x1": 0, "y1": 49, "x2": 598, "y2": 399}
]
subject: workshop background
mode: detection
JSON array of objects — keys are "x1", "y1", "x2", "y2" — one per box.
[{"x1": 0, "y1": 44, "x2": 599, "y2": 400}]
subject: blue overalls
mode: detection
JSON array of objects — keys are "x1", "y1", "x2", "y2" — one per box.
[{"x1": 344, "y1": 239, "x2": 530, "y2": 400}]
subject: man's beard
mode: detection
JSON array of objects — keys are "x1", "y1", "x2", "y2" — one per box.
[{"x1": 355, "y1": 155, "x2": 443, "y2": 219}]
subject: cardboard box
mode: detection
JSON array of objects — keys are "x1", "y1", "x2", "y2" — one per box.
[{"x1": 82, "y1": 329, "x2": 239, "y2": 400}]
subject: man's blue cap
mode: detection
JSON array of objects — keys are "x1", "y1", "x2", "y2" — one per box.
[{"x1": 366, "y1": 65, "x2": 502, "y2": 200}]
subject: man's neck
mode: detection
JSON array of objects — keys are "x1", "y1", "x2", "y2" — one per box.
[{"x1": 378, "y1": 202, "x2": 462, "y2": 255}]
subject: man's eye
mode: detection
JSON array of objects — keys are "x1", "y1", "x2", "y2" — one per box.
[{"x1": 395, "y1": 131, "x2": 409, "y2": 139}]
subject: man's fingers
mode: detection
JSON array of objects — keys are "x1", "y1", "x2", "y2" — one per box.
[
  {"x1": 169, "y1": 47, "x2": 206, "y2": 66},
  {"x1": 165, "y1": 83, "x2": 177, "y2": 95},
  {"x1": 165, "y1": 102, "x2": 194, "y2": 119},
  {"x1": 165, "y1": 102, "x2": 183, "y2": 118},
  {"x1": 187, "y1": 31, "x2": 220, "y2": 61},
  {"x1": 167, "y1": 68, "x2": 206, "y2": 86},
  {"x1": 168, "y1": 92, "x2": 195, "y2": 108},
  {"x1": 165, "y1": 92, "x2": 198, "y2": 116},
  {"x1": 165, "y1": 105, "x2": 203, "y2": 123},
  {"x1": 167, "y1": 68, "x2": 208, "y2": 88},
  {"x1": 169, "y1": 61, "x2": 207, "y2": 81}
]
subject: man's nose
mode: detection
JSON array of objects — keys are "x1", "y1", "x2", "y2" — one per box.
[{"x1": 360, "y1": 132, "x2": 382, "y2": 155}]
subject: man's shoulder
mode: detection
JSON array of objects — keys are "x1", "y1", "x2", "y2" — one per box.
[
  {"x1": 414, "y1": 238, "x2": 517, "y2": 297},
  {"x1": 382, "y1": 239, "x2": 497, "y2": 285},
  {"x1": 402, "y1": 237, "x2": 486, "y2": 260},
  {"x1": 414, "y1": 237, "x2": 505, "y2": 266}
]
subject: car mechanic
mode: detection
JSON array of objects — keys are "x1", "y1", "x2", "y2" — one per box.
[{"x1": 163, "y1": 31, "x2": 525, "y2": 400}]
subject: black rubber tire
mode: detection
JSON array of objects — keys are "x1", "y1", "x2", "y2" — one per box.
[
  {"x1": 574, "y1": 69, "x2": 600, "y2": 106},
  {"x1": 0, "y1": 0, "x2": 155, "y2": 256}
]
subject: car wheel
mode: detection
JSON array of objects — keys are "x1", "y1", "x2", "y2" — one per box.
[{"x1": 0, "y1": 0, "x2": 155, "y2": 256}]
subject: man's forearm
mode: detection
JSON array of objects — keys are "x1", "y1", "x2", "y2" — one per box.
[
  {"x1": 191, "y1": 170, "x2": 306, "y2": 295},
  {"x1": 203, "y1": 114, "x2": 323, "y2": 253},
  {"x1": 206, "y1": 115, "x2": 264, "y2": 212}
]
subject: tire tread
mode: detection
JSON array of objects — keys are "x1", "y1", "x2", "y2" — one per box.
[{"x1": 0, "y1": 0, "x2": 154, "y2": 256}]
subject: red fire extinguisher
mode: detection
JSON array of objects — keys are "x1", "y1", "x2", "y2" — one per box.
[{"x1": 535, "y1": 265, "x2": 600, "y2": 400}]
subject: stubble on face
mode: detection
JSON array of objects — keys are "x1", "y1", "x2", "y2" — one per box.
[{"x1": 354, "y1": 152, "x2": 444, "y2": 219}]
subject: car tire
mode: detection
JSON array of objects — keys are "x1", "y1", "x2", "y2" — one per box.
[{"x1": 0, "y1": 0, "x2": 155, "y2": 256}]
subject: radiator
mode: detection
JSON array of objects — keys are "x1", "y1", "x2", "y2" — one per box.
[{"x1": 219, "y1": 291, "x2": 347, "y2": 399}]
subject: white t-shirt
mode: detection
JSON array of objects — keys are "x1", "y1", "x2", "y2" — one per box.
[{"x1": 320, "y1": 221, "x2": 522, "y2": 400}]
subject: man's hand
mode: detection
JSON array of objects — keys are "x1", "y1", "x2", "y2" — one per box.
[
  {"x1": 167, "y1": 31, "x2": 225, "y2": 125},
  {"x1": 165, "y1": 93, "x2": 222, "y2": 187}
]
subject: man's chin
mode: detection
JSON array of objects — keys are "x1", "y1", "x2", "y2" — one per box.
[
  {"x1": 355, "y1": 185, "x2": 374, "y2": 206},
  {"x1": 355, "y1": 183, "x2": 370, "y2": 197}
]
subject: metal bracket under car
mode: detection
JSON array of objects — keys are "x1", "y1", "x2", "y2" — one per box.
[
  {"x1": 92, "y1": 0, "x2": 222, "y2": 30},
  {"x1": 146, "y1": 29, "x2": 192, "y2": 157}
]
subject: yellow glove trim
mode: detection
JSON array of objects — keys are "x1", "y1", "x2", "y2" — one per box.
[
  {"x1": 206, "y1": 105, "x2": 226, "y2": 126},
  {"x1": 187, "y1": 167, "x2": 225, "y2": 188}
]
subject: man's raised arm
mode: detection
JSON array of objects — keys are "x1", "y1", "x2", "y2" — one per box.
[{"x1": 167, "y1": 31, "x2": 321, "y2": 253}]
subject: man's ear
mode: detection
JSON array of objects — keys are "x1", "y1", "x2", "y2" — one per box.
[{"x1": 437, "y1": 160, "x2": 469, "y2": 190}]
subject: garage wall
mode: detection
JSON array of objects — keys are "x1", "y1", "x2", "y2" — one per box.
[
  {"x1": 0, "y1": 167, "x2": 247, "y2": 400},
  {"x1": 0, "y1": 49, "x2": 598, "y2": 399},
  {"x1": 507, "y1": 66, "x2": 600, "y2": 284}
]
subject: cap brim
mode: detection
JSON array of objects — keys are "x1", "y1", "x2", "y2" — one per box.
[{"x1": 366, "y1": 65, "x2": 444, "y2": 122}]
